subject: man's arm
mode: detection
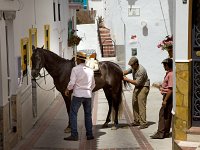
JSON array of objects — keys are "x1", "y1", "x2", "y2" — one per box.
[
  {"x1": 65, "y1": 68, "x2": 76, "y2": 96},
  {"x1": 162, "y1": 72, "x2": 173, "y2": 106},
  {"x1": 123, "y1": 76, "x2": 137, "y2": 85},
  {"x1": 123, "y1": 71, "x2": 145, "y2": 86},
  {"x1": 123, "y1": 68, "x2": 132, "y2": 76}
]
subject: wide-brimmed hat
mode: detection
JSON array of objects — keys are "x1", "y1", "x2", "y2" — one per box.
[
  {"x1": 128, "y1": 56, "x2": 138, "y2": 66},
  {"x1": 76, "y1": 51, "x2": 87, "y2": 60}
]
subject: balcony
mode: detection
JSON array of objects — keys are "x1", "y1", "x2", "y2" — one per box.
[{"x1": 69, "y1": 0, "x2": 84, "y2": 9}]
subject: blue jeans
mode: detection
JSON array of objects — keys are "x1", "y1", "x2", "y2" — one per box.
[{"x1": 70, "y1": 96, "x2": 93, "y2": 137}]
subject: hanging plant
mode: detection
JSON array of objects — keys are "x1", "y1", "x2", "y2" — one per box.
[
  {"x1": 68, "y1": 34, "x2": 82, "y2": 47},
  {"x1": 157, "y1": 35, "x2": 173, "y2": 58},
  {"x1": 97, "y1": 16, "x2": 105, "y2": 28},
  {"x1": 157, "y1": 35, "x2": 173, "y2": 51}
]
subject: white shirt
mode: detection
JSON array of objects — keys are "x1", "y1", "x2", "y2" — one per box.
[{"x1": 67, "y1": 63, "x2": 96, "y2": 98}]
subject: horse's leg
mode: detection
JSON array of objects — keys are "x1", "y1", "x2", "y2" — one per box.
[
  {"x1": 102, "y1": 87, "x2": 112, "y2": 128},
  {"x1": 111, "y1": 92, "x2": 120, "y2": 130},
  {"x1": 61, "y1": 93, "x2": 71, "y2": 133},
  {"x1": 111, "y1": 84, "x2": 123, "y2": 130}
]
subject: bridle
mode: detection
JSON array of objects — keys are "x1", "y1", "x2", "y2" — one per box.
[{"x1": 31, "y1": 52, "x2": 55, "y2": 91}]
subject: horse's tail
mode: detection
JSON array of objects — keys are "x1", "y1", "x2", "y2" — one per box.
[
  {"x1": 111, "y1": 82, "x2": 124, "y2": 121},
  {"x1": 123, "y1": 80, "x2": 131, "y2": 90},
  {"x1": 118, "y1": 93, "x2": 124, "y2": 119}
]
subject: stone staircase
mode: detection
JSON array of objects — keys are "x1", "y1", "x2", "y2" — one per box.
[
  {"x1": 175, "y1": 127, "x2": 200, "y2": 150},
  {"x1": 99, "y1": 27, "x2": 116, "y2": 57}
]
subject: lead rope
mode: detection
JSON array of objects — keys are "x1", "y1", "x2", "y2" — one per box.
[
  {"x1": 32, "y1": 79, "x2": 55, "y2": 91},
  {"x1": 43, "y1": 68, "x2": 47, "y2": 84}
]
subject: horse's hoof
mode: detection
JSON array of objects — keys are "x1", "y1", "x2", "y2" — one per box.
[
  {"x1": 64, "y1": 127, "x2": 71, "y2": 133},
  {"x1": 111, "y1": 126, "x2": 118, "y2": 130},
  {"x1": 102, "y1": 123, "x2": 108, "y2": 128}
]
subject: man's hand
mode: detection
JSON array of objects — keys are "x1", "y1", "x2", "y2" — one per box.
[
  {"x1": 123, "y1": 76, "x2": 128, "y2": 81},
  {"x1": 65, "y1": 89, "x2": 69, "y2": 96}
]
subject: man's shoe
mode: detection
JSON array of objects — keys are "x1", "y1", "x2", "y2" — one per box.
[
  {"x1": 150, "y1": 133, "x2": 164, "y2": 139},
  {"x1": 64, "y1": 135, "x2": 78, "y2": 141},
  {"x1": 87, "y1": 135, "x2": 94, "y2": 140},
  {"x1": 130, "y1": 121, "x2": 140, "y2": 126},
  {"x1": 139, "y1": 124, "x2": 148, "y2": 129},
  {"x1": 164, "y1": 132, "x2": 170, "y2": 138}
]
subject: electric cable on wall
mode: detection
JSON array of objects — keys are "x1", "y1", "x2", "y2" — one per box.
[{"x1": 158, "y1": 0, "x2": 169, "y2": 35}]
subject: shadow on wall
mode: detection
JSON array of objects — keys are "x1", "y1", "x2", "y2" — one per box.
[{"x1": 127, "y1": 0, "x2": 138, "y2": 6}]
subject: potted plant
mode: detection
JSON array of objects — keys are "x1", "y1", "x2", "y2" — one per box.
[
  {"x1": 68, "y1": 34, "x2": 82, "y2": 47},
  {"x1": 157, "y1": 35, "x2": 173, "y2": 58},
  {"x1": 97, "y1": 16, "x2": 104, "y2": 28}
]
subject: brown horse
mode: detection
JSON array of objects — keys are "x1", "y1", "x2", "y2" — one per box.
[{"x1": 31, "y1": 47, "x2": 128, "y2": 131}]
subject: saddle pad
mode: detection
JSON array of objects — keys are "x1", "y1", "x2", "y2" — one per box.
[{"x1": 86, "y1": 58, "x2": 99, "y2": 71}]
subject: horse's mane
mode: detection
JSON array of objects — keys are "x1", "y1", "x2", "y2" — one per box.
[{"x1": 39, "y1": 48, "x2": 71, "y2": 63}]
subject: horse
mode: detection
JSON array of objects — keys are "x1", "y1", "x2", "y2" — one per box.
[{"x1": 31, "y1": 46, "x2": 128, "y2": 132}]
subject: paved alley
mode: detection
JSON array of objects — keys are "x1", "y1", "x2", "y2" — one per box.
[{"x1": 12, "y1": 86, "x2": 172, "y2": 150}]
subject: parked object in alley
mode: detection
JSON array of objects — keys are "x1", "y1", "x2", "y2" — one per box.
[{"x1": 31, "y1": 46, "x2": 129, "y2": 132}]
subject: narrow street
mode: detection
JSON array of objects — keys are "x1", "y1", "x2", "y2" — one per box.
[{"x1": 12, "y1": 87, "x2": 172, "y2": 150}]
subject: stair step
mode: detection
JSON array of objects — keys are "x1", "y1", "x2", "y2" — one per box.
[
  {"x1": 101, "y1": 37, "x2": 111, "y2": 39},
  {"x1": 100, "y1": 31, "x2": 110, "y2": 34},
  {"x1": 100, "y1": 57, "x2": 117, "y2": 61},
  {"x1": 187, "y1": 127, "x2": 200, "y2": 142},
  {"x1": 175, "y1": 140, "x2": 200, "y2": 150},
  {"x1": 187, "y1": 134, "x2": 200, "y2": 142},
  {"x1": 103, "y1": 48, "x2": 114, "y2": 51},
  {"x1": 100, "y1": 33, "x2": 110, "y2": 37},
  {"x1": 99, "y1": 27, "x2": 110, "y2": 31},
  {"x1": 101, "y1": 36, "x2": 111, "y2": 40},
  {"x1": 99, "y1": 29, "x2": 110, "y2": 32},
  {"x1": 102, "y1": 41, "x2": 113, "y2": 46}
]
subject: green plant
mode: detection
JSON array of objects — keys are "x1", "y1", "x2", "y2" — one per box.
[
  {"x1": 68, "y1": 34, "x2": 82, "y2": 47},
  {"x1": 157, "y1": 35, "x2": 173, "y2": 51},
  {"x1": 97, "y1": 16, "x2": 104, "y2": 24}
]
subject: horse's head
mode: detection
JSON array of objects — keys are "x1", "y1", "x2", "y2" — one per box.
[{"x1": 31, "y1": 46, "x2": 45, "y2": 78}]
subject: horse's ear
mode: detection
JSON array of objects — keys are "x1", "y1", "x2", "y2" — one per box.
[
  {"x1": 41, "y1": 45, "x2": 44, "y2": 49},
  {"x1": 71, "y1": 56, "x2": 76, "y2": 62}
]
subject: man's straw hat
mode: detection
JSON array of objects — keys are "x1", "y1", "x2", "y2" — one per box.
[{"x1": 76, "y1": 51, "x2": 87, "y2": 60}]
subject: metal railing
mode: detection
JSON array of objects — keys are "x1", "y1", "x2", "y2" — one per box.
[{"x1": 97, "y1": 20, "x2": 103, "y2": 56}]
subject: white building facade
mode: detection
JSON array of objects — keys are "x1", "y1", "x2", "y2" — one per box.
[
  {"x1": 89, "y1": 0, "x2": 173, "y2": 84},
  {"x1": 0, "y1": 0, "x2": 80, "y2": 149}
]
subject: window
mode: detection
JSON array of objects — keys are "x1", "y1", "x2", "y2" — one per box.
[
  {"x1": 68, "y1": 19, "x2": 73, "y2": 39},
  {"x1": 53, "y1": 1, "x2": 56, "y2": 21},
  {"x1": 58, "y1": 2, "x2": 61, "y2": 21}
]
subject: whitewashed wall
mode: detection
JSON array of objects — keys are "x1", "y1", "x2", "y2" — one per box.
[
  {"x1": 88, "y1": 0, "x2": 104, "y2": 19},
  {"x1": 0, "y1": 20, "x2": 8, "y2": 106},
  {"x1": 174, "y1": 0, "x2": 189, "y2": 61},
  {"x1": 92, "y1": 0, "x2": 173, "y2": 83},
  {"x1": 0, "y1": 0, "x2": 72, "y2": 137},
  {"x1": 77, "y1": 24, "x2": 101, "y2": 59}
]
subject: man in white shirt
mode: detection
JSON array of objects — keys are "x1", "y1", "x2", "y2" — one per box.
[{"x1": 64, "y1": 51, "x2": 96, "y2": 141}]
